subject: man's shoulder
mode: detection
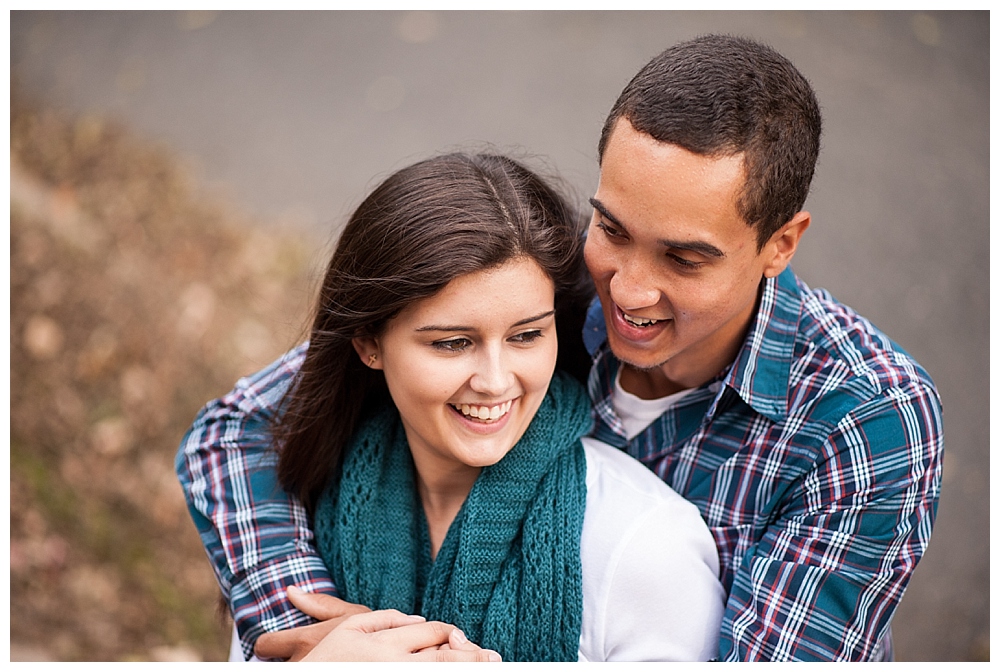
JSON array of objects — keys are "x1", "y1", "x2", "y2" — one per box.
[
  {"x1": 786, "y1": 275, "x2": 939, "y2": 423},
  {"x1": 208, "y1": 343, "x2": 308, "y2": 420}
]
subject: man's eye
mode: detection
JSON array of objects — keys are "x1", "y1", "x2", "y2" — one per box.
[
  {"x1": 432, "y1": 338, "x2": 471, "y2": 352},
  {"x1": 597, "y1": 221, "x2": 626, "y2": 240},
  {"x1": 667, "y1": 253, "x2": 703, "y2": 269},
  {"x1": 509, "y1": 330, "x2": 543, "y2": 344}
]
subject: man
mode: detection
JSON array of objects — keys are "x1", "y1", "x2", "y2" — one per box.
[{"x1": 177, "y1": 35, "x2": 942, "y2": 661}]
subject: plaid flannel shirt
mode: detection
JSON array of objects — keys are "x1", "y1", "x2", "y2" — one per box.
[
  {"x1": 176, "y1": 267, "x2": 943, "y2": 661},
  {"x1": 175, "y1": 342, "x2": 335, "y2": 661},
  {"x1": 585, "y1": 267, "x2": 943, "y2": 661}
]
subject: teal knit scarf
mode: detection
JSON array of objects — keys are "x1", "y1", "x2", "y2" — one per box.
[{"x1": 313, "y1": 371, "x2": 592, "y2": 662}]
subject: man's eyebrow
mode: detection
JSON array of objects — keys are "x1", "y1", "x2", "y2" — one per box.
[
  {"x1": 589, "y1": 198, "x2": 623, "y2": 229},
  {"x1": 661, "y1": 239, "x2": 726, "y2": 258},
  {"x1": 590, "y1": 197, "x2": 725, "y2": 259},
  {"x1": 415, "y1": 309, "x2": 556, "y2": 333}
]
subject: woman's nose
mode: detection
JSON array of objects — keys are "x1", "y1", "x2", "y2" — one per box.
[{"x1": 469, "y1": 348, "x2": 513, "y2": 397}]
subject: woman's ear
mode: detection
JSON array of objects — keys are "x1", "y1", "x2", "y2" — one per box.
[{"x1": 351, "y1": 336, "x2": 383, "y2": 370}]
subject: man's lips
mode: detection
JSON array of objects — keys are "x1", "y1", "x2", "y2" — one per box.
[
  {"x1": 621, "y1": 312, "x2": 664, "y2": 327},
  {"x1": 609, "y1": 302, "x2": 671, "y2": 343}
]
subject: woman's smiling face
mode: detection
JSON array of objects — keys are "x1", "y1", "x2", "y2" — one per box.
[{"x1": 354, "y1": 256, "x2": 558, "y2": 480}]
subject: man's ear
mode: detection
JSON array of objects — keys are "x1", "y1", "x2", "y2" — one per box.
[
  {"x1": 351, "y1": 336, "x2": 383, "y2": 370},
  {"x1": 761, "y1": 211, "x2": 810, "y2": 278}
]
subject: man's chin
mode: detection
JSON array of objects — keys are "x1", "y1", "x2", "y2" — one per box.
[{"x1": 606, "y1": 341, "x2": 671, "y2": 372}]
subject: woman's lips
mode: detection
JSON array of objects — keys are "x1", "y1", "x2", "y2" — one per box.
[
  {"x1": 450, "y1": 399, "x2": 513, "y2": 422},
  {"x1": 449, "y1": 398, "x2": 518, "y2": 434}
]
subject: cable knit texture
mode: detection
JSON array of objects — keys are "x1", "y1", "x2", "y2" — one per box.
[{"x1": 313, "y1": 371, "x2": 591, "y2": 661}]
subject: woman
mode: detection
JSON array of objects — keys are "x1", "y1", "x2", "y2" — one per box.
[{"x1": 180, "y1": 153, "x2": 724, "y2": 661}]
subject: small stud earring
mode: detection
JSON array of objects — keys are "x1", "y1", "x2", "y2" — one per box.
[{"x1": 368, "y1": 353, "x2": 378, "y2": 367}]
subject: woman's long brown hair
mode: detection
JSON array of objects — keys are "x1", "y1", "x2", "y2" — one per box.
[{"x1": 275, "y1": 153, "x2": 593, "y2": 513}]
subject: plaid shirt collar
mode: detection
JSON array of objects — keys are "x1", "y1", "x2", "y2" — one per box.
[{"x1": 586, "y1": 267, "x2": 802, "y2": 430}]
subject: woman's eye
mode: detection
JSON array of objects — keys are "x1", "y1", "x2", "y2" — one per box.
[
  {"x1": 510, "y1": 330, "x2": 543, "y2": 344},
  {"x1": 432, "y1": 338, "x2": 471, "y2": 352}
]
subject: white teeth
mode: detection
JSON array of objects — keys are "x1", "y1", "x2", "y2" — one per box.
[
  {"x1": 623, "y1": 312, "x2": 661, "y2": 327},
  {"x1": 453, "y1": 399, "x2": 513, "y2": 422}
]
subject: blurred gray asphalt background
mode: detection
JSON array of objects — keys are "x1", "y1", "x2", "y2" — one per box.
[{"x1": 10, "y1": 11, "x2": 989, "y2": 661}]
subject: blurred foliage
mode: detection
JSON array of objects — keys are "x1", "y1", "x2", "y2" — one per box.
[{"x1": 10, "y1": 86, "x2": 319, "y2": 661}]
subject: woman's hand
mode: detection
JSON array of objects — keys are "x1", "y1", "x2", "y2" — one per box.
[
  {"x1": 253, "y1": 585, "x2": 500, "y2": 662},
  {"x1": 301, "y1": 610, "x2": 502, "y2": 662},
  {"x1": 253, "y1": 586, "x2": 370, "y2": 661}
]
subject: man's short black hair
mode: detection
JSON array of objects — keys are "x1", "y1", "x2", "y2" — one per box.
[{"x1": 599, "y1": 34, "x2": 822, "y2": 250}]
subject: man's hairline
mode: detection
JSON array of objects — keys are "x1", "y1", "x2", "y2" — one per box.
[{"x1": 596, "y1": 117, "x2": 775, "y2": 252}]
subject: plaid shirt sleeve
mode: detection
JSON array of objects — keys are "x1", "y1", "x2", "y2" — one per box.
[
  {"x1": 175, "y1": 345, "x2": 337, "y2": 660},
  {"x1": 720, "y1": 379, "x2": 944, "y2": 661}
]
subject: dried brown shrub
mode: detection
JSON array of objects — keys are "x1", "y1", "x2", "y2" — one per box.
[{"x1": 10, "y1": 88, "x2": 319, "y2": 661}]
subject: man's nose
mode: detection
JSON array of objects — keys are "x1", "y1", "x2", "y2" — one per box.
[{"x1": 608, "y1": 264, "x2": 661, "y2": 310}]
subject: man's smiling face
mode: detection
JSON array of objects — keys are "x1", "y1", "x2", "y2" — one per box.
[{"x1": 584, "y1": 118, "x2": 804, "y2": 396}]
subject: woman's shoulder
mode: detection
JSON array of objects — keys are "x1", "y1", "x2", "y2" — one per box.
[
  {"x1": 580, "y1": 437, "x2": 701, "y2": 518},
  {"x1": 578, "y1": 436, "x2": 717, "y2": 569},
  {"x1": 578, "y1": 437, "x2": 724, "y2": 661}
]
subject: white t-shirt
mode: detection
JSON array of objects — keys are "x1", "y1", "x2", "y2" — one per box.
[
  {"x1": 577, "y1": 437, "x2": 723, "y2": 661},
  {"x1": 612, "y1": 366, "x2": 699, "y2": 439}
]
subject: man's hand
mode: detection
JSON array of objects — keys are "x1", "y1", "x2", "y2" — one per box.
[
  {"x1": 254, "y1": 586, "x2": 371, "y2": 661},
  {"x1": 253, "y1": 585, "x2": 500, "y2": 662}
]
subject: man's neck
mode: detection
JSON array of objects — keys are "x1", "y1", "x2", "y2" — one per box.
[{"x1": 619, "y1": 364, "x2": 690, "y2": 400}]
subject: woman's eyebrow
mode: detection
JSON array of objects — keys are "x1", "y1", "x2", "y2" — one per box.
[
  {"x1": 415, "y1": 324, "x2": 473, "y2": 332},
  {"x1": 415, "y1": 310, "x2": 555, "y2": 333},
  {"x1": 512, "y1": 309, "x2": 556, "y2": 327}
]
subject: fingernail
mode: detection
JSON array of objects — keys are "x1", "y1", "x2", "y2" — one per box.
[
  {"x1": 487, "y1": 650, "x2": 502, "y2": 662},
  {"x1": 407, "y1": 614, "x2": 426, "y2": 622},
  {"x1": 452, "y1": 629, "x2": 468, "y2": 644},
  {"x1": 286, "y1": 585, "x2": 302, "y2": 595}
]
